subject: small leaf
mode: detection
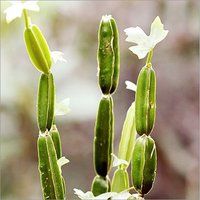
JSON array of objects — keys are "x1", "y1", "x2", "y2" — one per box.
[
  {"x1": 55, "y1": 98, "x2": 70, "y2": 116},
  {"x1": 125, "y1": 81, "x2": 137, "y2": 92},
  {"x1": 51, "y1": 51, "x2": 67, "y2": 64},
  {"x1": 111, "y1": 153, "x2": 129, "y2": 168}
]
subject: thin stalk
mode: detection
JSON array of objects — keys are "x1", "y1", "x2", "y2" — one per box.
[
  {"x1": 23, "y1": 9, "x2": 30, "y2": 28},
  {"x1": 146, "y1": 49, "x2": 153, "y2": 67}
]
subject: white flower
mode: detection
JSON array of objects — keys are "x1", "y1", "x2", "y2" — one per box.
[
  {"x1": 74, "y1": 189, "x2": 116, "y2": 200},
  {"x1": 74, "y1": 189, "x2": 133, "y2": 200},
  {"x1": 57, "y1": 157, "x2": 70, "y2": 173},
  {"x1": 97, "y1": 192, "x2": 117, "y2": 200},
  {"x1": 4, "y1": 1, "x2": 39, "y2": 23},
  {"x1": 55, "y1": 98, "x2": 70, "y2": 116},
  {"x1": 124, "y1": 16, "x2": 168, "y2": 59},
  {"x1": 51, "y1": 51, "x2": 67, "y2": 64},
  {"x1": 125, "y1": 81, "x2": 137, "y2": 92},
  {"x1": 74, "y1": 189, "x2": 118, "y2": 200},
  {"x1": 111, "y1": 191, "x2": 132, "y2": 200},
  {"x1": 74, "y1": 189, "x2": 94, "y2": 200},
  {"x1": 111, "y1": 153, "x2": 128, "y2": 168}
]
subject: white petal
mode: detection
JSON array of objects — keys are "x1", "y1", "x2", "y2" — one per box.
[
  {"x1": 125, "y1": 81, "x2": 137, "y2": 92},
  {"x1": 4, "y1": 1, "x2": 40, "y2": 23},
  {"x1": 149, "y1": 16, "x2": 168, "y2": 47},
  {"x1": 129, "y1": 45, "x2": 150, "y2": 59},
  {"x1": 23, "y1": 1, "x2": 40, "y2": 12},
  {"x1": 94, "y1": 192, "x2": 117, "y2": 200},
  {"x1": 55, "y1": 98, "x2": 70, "y2": 116},
  {"x1": 74, "y1": 189, "x2": 94, "y2": 199},
  {"x1": 124, "y1": 27, "x2": 148, "y2": 45},
  {"x1": 111, "y1": 191, "x2": 132, "y2": 200},
  {"x1": 4, "y1": 2, "x2": 23, "y2": 23},
  {"x1": 124, "y1": 16, "x2": 168, "y2": 59},
  {"x1": 57, "y1": 157, "x2": 70, "y2": 173},
  {"x1": 111, "y1": 153, "x2": 128, "y2": 167},
  {"x1": 57, "y1": 157, "x2": 70, "y2": 168},
  {"x1": 51, "y1": 51, "x2": 67, "y2": 64}
]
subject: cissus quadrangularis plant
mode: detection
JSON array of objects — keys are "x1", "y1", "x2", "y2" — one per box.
[
  {"x1": 75, "y1": 16, "x2": 168, "y2": 200},
  {"x1": 4, "y1": 1, "x2": 70, "y2": 199},
  {"x1": 124, "y1": 16, "x2": 168, "y2": 197},
  {"x1": 4, "y1": 1, "x2": 168, "y2": 199},
  {"x1": 91, "y1": 14, "x2": 120, "y2": 196}
]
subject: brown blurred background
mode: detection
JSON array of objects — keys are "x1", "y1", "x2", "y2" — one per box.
[{"x1": 1, "y1": 0, "x2": 199, "y2": 199}]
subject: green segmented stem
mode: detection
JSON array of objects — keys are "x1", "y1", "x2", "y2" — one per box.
[
  {"x1": 94, "y1": 96, "x2": 113, "y2": 177},
  {"x1": 46, "y1": 73, "x2": 55, "y2": 130},
  {"x1": 108, "y1": 96, "x2": 114, "y2": 169},
  {"x1": 111, "y1": 168, "x2": 129, "y2": 192},
  {"x1": 37, "y1": 73, "x2": 56, "y2": 132},
  {"x1": 98, "y1": 16, "x2": 114, "y2": 95},
  {"x1": 131, "y1": 135, "x2": 157, "y2": 196},
  {"x1": 135, "y1": 66, "x2": 156, "y2": 135},
  {"x1": 38, "y1": 133, "x2": 65, "y2": 200},
  {"x1": 38, "y1": 134, "x2": 56, "y2": 199},
  {"x1": 118, "y1": 102, "x2": 137, "y2": 166},
  {"x1": 109, "y1": 17, "x2": 120, "y2": 94},
  {"x1": 97, "y1": 15, "x2": 120, "y2": 95},
  {"x1": 91, "y1": 175, "x2": 110, "y2": 196},
  {"x1": 148, "y1": 69, "x2": 156, "y2": 133},
  {"x1": 31, "y1": 25, "x2": 52, "y2": 68},
  {"x1": 92, "y1": 15, "x2": 119, "y2": 195},
  {"x1": 21, "y1": 6, "x2": 67, "y2": 200},
  {"x1": 37, "y1": 74, "x2": 49, "y2": 132},
  {"x1": 62, "y1": 177, "x2": 66, "y2": 196},
  {"x1": 46, "y1": 135, "x2": 65, "y2": 199},
  {"x1": 24, "y1": 25, "x2": 52, "y2": 74},
  {"x1": 50, "y1": 125, "x2": 62, "y2": 159},
  {"x1": 142, "y1": 136, "x2": 157, "y2": 194}
]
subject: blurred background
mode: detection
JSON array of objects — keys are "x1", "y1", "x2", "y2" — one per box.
[{"x1": 1, "y1": 0, "x2": 199, "y2": 199}]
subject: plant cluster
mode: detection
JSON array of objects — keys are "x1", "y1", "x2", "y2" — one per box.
[{"x1": 4, "y1": 1, "x2": 168, "y2": 200}]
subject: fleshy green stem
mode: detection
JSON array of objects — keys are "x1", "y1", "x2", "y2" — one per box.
[
  {"x1": 146, "y1": 49, "x2": 153, "y2": 67},
  {"x1": 23, "y1": 9, "x2": 30, "y2": 28}
]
